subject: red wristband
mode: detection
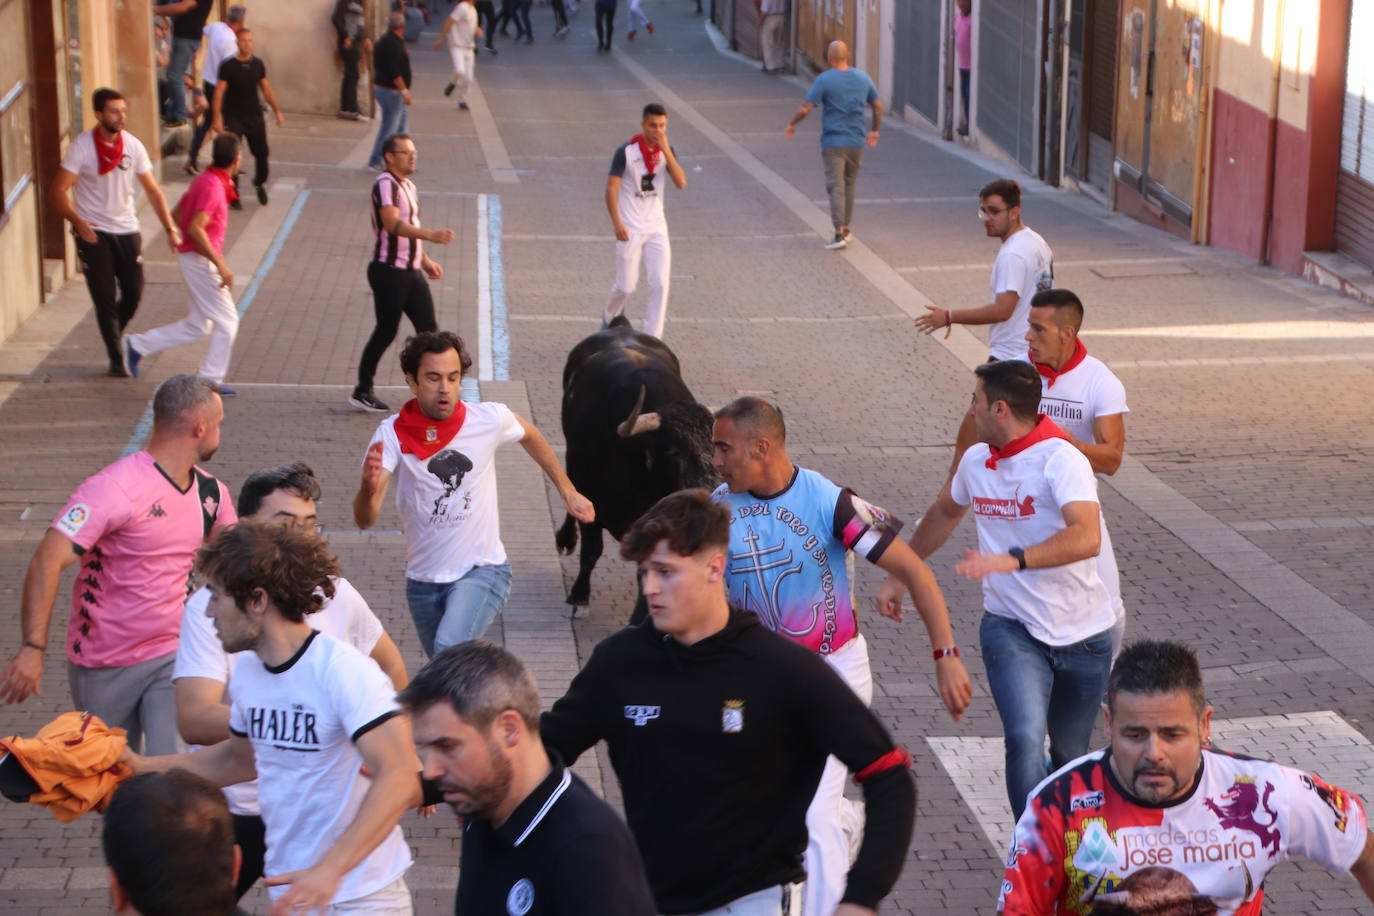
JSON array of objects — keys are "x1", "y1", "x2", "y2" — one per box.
[{"x1": 933, "y1": 646, "x2": 960, "y2": 660}]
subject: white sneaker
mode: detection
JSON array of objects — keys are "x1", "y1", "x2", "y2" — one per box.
[{"x1": 824, "y1": 233, "x2": 848, "y2": 250}]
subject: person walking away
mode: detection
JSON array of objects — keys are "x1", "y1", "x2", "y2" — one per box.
[
  {"x1": 595, "y1": 0, "x2": 616, "y2": 50},
  {"x1": 757, "y1": 0, "x2": 787, "y2": 73},
  {"x1": 785, "y1": 41, "x2": 881, "y2": 250},
  {"x1": 333, "y1": 0, "x2": 372, "y2": 119},
  {"x1": 156, "y1": 0, "x2": 213, "y2": 127},
  {"x1": 434, "y1": 0, "x2": 481, "y2": 111},
  {"x1": 125, "y1": 134, "x2": 243, "y2": 392},
  {"x1": 368, "y1": 13, "x2": 413, "y2": 171},
  {"x1": 49, "y1": 88, "x2": 180, "y2": 377},
  {"x1": 211, "y1": 28, "x2": 284, "y2": 208}
]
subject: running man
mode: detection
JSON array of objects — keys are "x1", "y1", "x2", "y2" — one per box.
[
  {"x1": 603, "y1": 103, "x2": 687, "y2": 339},
  {"x1": 211, "y1": 28, "x2": 284, "y2": 207},
  {"x1": 434, "y1": 0, "x2": 482, "y2": 111}
]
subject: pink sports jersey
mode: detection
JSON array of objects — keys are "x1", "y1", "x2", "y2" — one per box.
[{"x1": 52, "y1": 450, "x2": 235, "y2": 668}]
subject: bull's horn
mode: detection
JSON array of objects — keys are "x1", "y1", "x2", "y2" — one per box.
[
  {"x1": 626, "y1": 412, "x2": 661, "y2": 436},
  {"x1": 617, "y1": 386, "x2": 647, "y2": 438}
]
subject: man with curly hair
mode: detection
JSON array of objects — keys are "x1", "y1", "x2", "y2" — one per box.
[{"x1": 122, "y1": 519, "x2": 421, "y2": 914}]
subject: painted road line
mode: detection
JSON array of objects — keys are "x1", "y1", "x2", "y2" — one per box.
[
  {"x1": 929, "y1": 710, "x2": 1374, "y2": 858},
  {"x1": 469, "y1": 81, "x2": 519, "y2": 185},
  {"x1": 121, "y1": 190, "x2": 311, "y2": 457}
]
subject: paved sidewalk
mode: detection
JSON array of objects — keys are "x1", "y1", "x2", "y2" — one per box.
[{"x1": 1, "y1": 0, "x2": 1374, "y2": 912}]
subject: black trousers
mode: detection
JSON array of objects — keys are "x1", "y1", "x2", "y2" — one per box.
[
  {"x1": 231, "y1": 813, "x2": 266, "y2": 900},
  {"x1": 75, "y1": 230, "x2": 144, "y2": 368},
  {"x1": 596, "y1": 6, "x2": 615, "y2": 46},
  {"x1": 551, "y1": 0, "x2": 568, "y2": 29},
  {"x1": 498, "y1": 0, "x2": 532, "y2": 37},
  {"x1": 188, "y1": 80, "x2": 216, "y2": 165},
  {"x1": 475, "y1": 1, "x2": 497, "y2": 47},
  {"x1": 358, "y1": 262, "x2": 438, "y2": 392},
  {"x1": 340, "y1": 37, "x2": 362, "y2": 113},
  {"x1": 223, "y1": 115, "x2": 270, "y2": 189}
]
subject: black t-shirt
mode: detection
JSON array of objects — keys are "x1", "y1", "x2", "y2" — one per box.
[
  {"x1": 217, "y1": 56, "x2": 266, "y2": 121},
  {"x1": 172, "y1": 0, "x2": 214, "y2": 40},
  {"x1": 454, "y1": 758, "x2": 656, "y2": 916}
]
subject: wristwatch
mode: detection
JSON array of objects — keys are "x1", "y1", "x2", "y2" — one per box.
[{"x1": 1008, "y1": 546, "x2": 1027, "y2": 570}]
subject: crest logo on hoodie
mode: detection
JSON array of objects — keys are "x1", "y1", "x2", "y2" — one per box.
[
  {"x1": 721, "y1": 700, "x2": 744, "y2": 733},
  {"x1": 625, "y1": 705, "x2": 660, "y2": 726}
]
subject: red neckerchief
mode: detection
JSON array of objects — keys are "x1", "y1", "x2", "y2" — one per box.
[
  {"x1": 92, "y1": 128, "x2": 124, "y2": 176},
  {"x1": 393, "y1": 398, "x2": 466, "y2": 461},
  {"x1": 1032, "y1": 338, "x2": 1087, "y2": 388},
  {"x1": 985, "y1": 415, "x2": 1070, "y2": 469},
  {"x1": 631, "y1": 134, "x2": 661, "y2": 174},
  {"x1": 206, "y1": 166, "x2": 239, "y2": 204}
]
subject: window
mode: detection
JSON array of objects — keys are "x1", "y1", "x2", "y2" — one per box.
[{"x1": 0, "y1": 0, "x2": 34, "y2": 216}]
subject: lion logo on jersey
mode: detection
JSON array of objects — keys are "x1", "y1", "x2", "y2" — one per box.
[{"x1": 1204, "y1": 778, "x2": 1281, "y2": 858}]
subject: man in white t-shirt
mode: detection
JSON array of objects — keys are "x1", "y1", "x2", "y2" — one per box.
[
  {"x1": 123, "y1": 519, "x2": 421, "y2": 914},
  {"x1": 914, "y1": 178, "x2": 1053, "y2": 361},
  {"x1": 49, "y1": 87, "x2": 180, "y2": 377},
  {"x1": 174, "y1": 461, "x2": 407, "y2": 902},
  {"x1": 1026, "y1": 288, "x2": 1130, "y2": 650},
  {"x1": 899, "y1": 359, "x2": 1115, "y2": 821},
  {"x1": 603, "y1": 103, "x2": 687, "y2": 339},
  {"x1": 353, "y1": 331, "x2": 595, "y2": 657},
  {"x1": 433, "y1": 0, "x2": 481, "y2": 110}
]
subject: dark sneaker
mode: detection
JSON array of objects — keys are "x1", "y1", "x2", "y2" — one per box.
[
  {"x1": 824, "y1": 233, "x2": 848, "y2": 250},
  {"x1": 348, "y1": 390, "x2": 391, "y2": 412},
  {"x1": 184, "y1": 160, "x2": 200, "y2": 175},
  {"x1": 458, "y1": 102, "x2": 470, "y2": 110},
  {"x1": 230, "y1": 198, "x2": 244, "y2": 211},
  {"x1": 556, "y1": 24, "x2": 570, "y2": 37},
  {"x1": 124, "y1": 339, "x2": 142, "y2": 379},
  {"x1": 443, "y1": 82, "x2": 455, "y2": 97},
  {"x1": 216, "y1": 386, "x2": 238, "y2": 397},
  {"x1": 337, "y1": 110, "x2": 363, "y2": 121},
  {"x1": 255, "y1": 184, "x2": 268, "y2": 206},
  {"x1": 107, "y1": 362, "x2": 129, "y2": 378}
]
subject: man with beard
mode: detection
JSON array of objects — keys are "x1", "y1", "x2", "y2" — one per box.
[
  {"x1": 353, "y1": 331, "x2": 593, "y2": 656},
  {"x1": 402, "y1": 641, "x2": 656, "y2": 914},
  {"x1": 0, "y1": 375, "x2": 235, "y2": 754},
  {"x1": 999, "y1": 641, "x2": 1374, "y2": 915},
  {"x1": 49, "y1": 87, "x2": 180, "y2": 376},
  {"x1": 121, "y1": 520, "x2": 419, "y2": 914}
]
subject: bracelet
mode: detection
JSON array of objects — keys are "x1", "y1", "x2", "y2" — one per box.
[
  {"x1": 22, "y1": 641, "x2": 44, "y2": 652},
  {"x1": 933, "y1": 646, "x2": 960, "y2": 660},
  {"x1": 943, "y1": 309, "x2": 954, "y2": 340}
]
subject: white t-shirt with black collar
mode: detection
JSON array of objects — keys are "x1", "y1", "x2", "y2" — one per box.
[
  {"x1": 228, "y1": 631, "x2": 412, "y2": 905},
  {"x1": 950, "y1": 437, "x2": 1114, "y2": 645},
  {"x1": 609, "y1": 140, "x2": 674, "y2": 235}
]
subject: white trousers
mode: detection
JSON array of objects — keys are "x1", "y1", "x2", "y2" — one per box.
[
  {"x1": 605, "y1": 229, "x2": 670, "y2": 338},
  {"x1": 801, "y1": 635, "x2": 873, "y2": 916},
  {"x1": 628, "y1": 0, "x2": 651, "y2": 30},
  {"x1": 127, "y1": 251, "x2": 238, "y2": 382},
  {"x1": 667, "y1": 884, "x2": 800, "y2": 916},
  {"x1": 320, "y1": 876, "x2": 412, "y2": 914},
  {"x1": 761, "y1": 13, "x2": 786, "y2": 70},
  {"x1": 446, "y1": 46, "x2": 475, "y2": 104}
]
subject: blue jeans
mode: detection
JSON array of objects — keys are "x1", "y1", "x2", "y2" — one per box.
[
  {"x1": 980, "y1": 612, "x2": 1113, "y2": 821},
  {"x1": 406, "y1": 563, "x2": 512, "y2": 657},
  {"x1": 368, "y1": 86, "x2": 410, "y2": 169},
  {"x1": 165, "y1": 37, "x2": 200, "y2": 122}
]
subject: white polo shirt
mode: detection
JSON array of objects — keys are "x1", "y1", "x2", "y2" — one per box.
[
  {"x1": 59, "y1": 130, "x2": 153, "y2": 235},
  {"x1": 988, "y1": 226, "x2": 1053, "y2": 360},
  {"x1": 951, "y1": 437, "x2": 1114, "y2": 645}
]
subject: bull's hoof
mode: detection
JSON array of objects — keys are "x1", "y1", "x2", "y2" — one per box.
[{"x1": 570, "y1": 604, "x2": 590, "y2": 620}]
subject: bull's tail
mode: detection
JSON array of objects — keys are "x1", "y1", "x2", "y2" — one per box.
[{"x1": 555, "y1": 513, "x2": 578, "y2": 555}]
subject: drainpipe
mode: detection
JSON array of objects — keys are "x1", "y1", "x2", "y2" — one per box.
[
  {"x1": 1259, "y1": 0, "x2": 1285, "y2": 265},
  {"x1": 942, "y1": 0, "x2": 956, "y2": 140}
]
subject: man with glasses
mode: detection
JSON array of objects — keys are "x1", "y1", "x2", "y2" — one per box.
[
  {"x1": 913, "y1": 178, "x2": 1053, "y2": 362},
  {"x1": 173, "y1": 462, "x2": 407, "y2": 902}
]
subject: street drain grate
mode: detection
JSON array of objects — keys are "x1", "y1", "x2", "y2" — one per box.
[{"x1": 1090, "y1": 262, "x2": 1198, "y2": 279}]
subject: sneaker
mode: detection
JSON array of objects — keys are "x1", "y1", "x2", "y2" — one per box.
[
  {"x1": 458, "y1": 101, "x2": 470, "y2": 110},
  {"x1": 646, "y1": 22, "x2": 654, "y2": 33},
  {"x1": 348, "y1": 390, "x2": 391, "y2": 412},
  {"x1": 161, "y1": 118, "x2": 188, "y2": 129},
  {"x1": 107, "y1": 362, "x2": 129, "y2": 378},
  {"x1": 255, "y1": 184, "x2": 268, "y2": 206},
  {"x1": 216, "y1": 386, "x2": 238, "y2": 398},
  {"x1": 337, "y1": 110, "x2": 363, "y2": 120},
  {"x1": 230, "y1": 198, "x2": 244, "y2": 211},
  {"x1": 556, "y1": 24, "x2": 570, "y2": 37},
  {"x1": 824, "y1": 233, "x2": 848, "y2": 250},
  {"x1": 184, "y1": 160, "x2": 200, "y2": 175},
  {"x1": 124, "y1": 339, "x2": 142, "y2": 378},
  {"x1": 627, "y1": 29, "x2": 636, "y2": 39},
  {"x1": 443, "y1": 82, "x2": 455, "y2": 97},
  {"x1": 486, "y1": 45, "x2": 499, "y2": 54}
]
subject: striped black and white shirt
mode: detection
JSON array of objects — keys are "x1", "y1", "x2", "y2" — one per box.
[{"x1": 370, "y1": 171, "x2": 423, "y2": 269}]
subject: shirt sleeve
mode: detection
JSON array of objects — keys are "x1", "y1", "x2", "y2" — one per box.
[
  {"x1": 368, "y1": 421, "x2": 402, "y2": 474},
  {"x1": 334, "y1": 577, "x2": 385, "y2": 654},
  {"x1": 493, "y1": 403, "x2": 526, "y2": 446},
  {"x1": 865, "y1": 75, "x2": 879, "y2": 103},
  {"x1": 1281, "y1": 764, "x2": 1369, "y2": 873},
  {"x1": 992, "y1": 251, "x2": 1033, "y2": 296},
  {"x1": 831, "y1": 488, "x2": 904, "y2": 564},
  {"x1": 949, "y1": 448, "x2": 982, "y2": 508},
  {"x1": 1093, "y1": 370, "x2": 1129, "y2": 418},
  {"x1": 804, "y1": 74, "x2": 825, "y2": 106},
  {"x1": 212, "y1": 479, "x2": 237, "y2": 533},
  {"x1": 130, "y1": 137, "x2": 153, "y2": 176},
  {"x1": 374, "y1": 174, "x2": 399, "y2": 210},
  {"x1": 540, "y1": 642, "x2": 615, "y2": 766},
  {"x1": 325, "y1": 642, "x2": 402, "y2": 742},
  {"x1": 59, "y1": 135, "x2": 86, "y2": 175},
  {"x1": 998, "y1": 799, "x2": 1068, "y2": 914},
  {"x1": 1044, "y1": 447, "x2": 1100, "y2": 508},
  {"x1": 173, "y1": 588, "x2": 232, "y2": 683},
  {"x1": 608, "y1": 145, "x2": 627, "y2": 178},
  {"x1": 52, "y1": 476, "x2": 132, "y2": 553}
]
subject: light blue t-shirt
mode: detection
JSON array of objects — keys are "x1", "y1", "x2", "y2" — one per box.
[{"x1": 804, "y1": 68, "x2": 879, "y2": 148}]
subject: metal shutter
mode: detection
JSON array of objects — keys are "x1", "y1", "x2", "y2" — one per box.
[
  {"x1": 1336, "y1": 1, "x2": 1374, "y2": 268},
  {"x1": 977, "y1": 0, "x2": 1040, "y2": 173},
  {"x1": 893, "y1": 0, "x2": 942, "y2": 123}
]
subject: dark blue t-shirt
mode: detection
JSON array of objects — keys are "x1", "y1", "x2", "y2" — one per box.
[{"x1": 804, "y1": 68, "x2": 879, "y2": 148}]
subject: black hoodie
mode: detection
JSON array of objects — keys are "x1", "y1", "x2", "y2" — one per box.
[{"x1": 540, "y1": 609, "x2": 916, "y2": 914}]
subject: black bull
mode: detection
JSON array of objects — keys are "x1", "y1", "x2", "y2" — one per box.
[{"x1": 555, "y1": 322, "x2": 717, "y2": 607}]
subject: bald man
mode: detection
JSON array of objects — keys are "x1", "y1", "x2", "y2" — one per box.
[{"x1": 785, "y1": 41, "x2": 881, "y2": 250}]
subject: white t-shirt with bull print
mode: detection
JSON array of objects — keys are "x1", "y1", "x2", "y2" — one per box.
[{"x1": 367, "y1": 402, "x2": 525, "y2": 582}]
